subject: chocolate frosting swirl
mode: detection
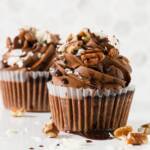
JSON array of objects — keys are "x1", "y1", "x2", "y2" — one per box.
[
  {"x1": 50, "y1": 28, "x2": 132, "y2": 91},
  {"x1": 1, "y1": 27, "x2": 60, "y2": 71}
]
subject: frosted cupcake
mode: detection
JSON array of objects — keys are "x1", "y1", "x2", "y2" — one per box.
[
  {"x1": 47, "y1": 28, "x2": 135, "y2": 139},
  {"x1": 0, "y1": 27, "x2": 60, "y2": 112}
]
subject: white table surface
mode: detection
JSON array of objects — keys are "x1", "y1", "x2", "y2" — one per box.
[
  {"x1": 0, "y1": 103, "x2": 150, "y2": 150},
  {"x1": 0, "y1": 0, "x2": 149, "y2": 149}
]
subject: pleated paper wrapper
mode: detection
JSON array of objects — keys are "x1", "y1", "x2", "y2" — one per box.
[
  {"x1": 0, "y1": 70, "x2": 50, "y2": 112},
  {"x1": 47, "y1": 82, "x2": 135, "y2": 135}
]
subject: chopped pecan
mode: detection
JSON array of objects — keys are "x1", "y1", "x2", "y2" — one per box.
[
  {"x1": 138, "y1": 123, "x2": 150, "y2": 135},
  {"x1": 65, "y1": 41, "x2": 83, "y2": 54},
  {"x1": 43, "y1": 120, "x2": 59, "y2": 138},
  {"x1": 108, "y1": 48, "x2": 119, "y2": 58},
  {"x1": 24, "y1": 32, "x2": 36, "y2": 42},
  {"x1": 127, "y1": 133, "x2": 148, "y2": 145},
  {"x1": 114, "y1": 126, "x2": 133, "y2": 139},
  {"x1": 78, "y1": 28, "x2": 91, "y2": 42},
  {"x1": 81, "y1": 50, "x2": 105, "y2": 66},
  {"x1": 11, "y1": 107, "x2": 25, "y2": 117}
]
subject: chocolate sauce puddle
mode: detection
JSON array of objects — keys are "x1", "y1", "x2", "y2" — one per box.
[{"x1": 68, "y1": 130, "x2": 114, "y2": 140}]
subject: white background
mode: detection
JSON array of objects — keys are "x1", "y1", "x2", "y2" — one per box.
[
  {"x1": 0, "y1": 0, "x2": 150, "y2": 149},
  {"x1": 0, "y1": 0, "x2": 150, "y2": 120}
]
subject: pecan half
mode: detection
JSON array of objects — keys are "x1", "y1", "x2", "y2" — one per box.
[{"x1": 81, "y1": 50, "x2": 105, "y2": 66}]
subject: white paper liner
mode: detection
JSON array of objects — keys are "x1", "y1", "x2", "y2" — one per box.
[
  {"x1": 47, "y1": 82, "x2": 135, "y2": 98},
  {"x1": 47, "y1": 82, "x2": 135, "y2": 134},
  {"x1": 0, "y1": 70, "x2": 50, "y2": 112},
  {"x1": 0, "y1": 70, "x2": 50, "y2": 82}
]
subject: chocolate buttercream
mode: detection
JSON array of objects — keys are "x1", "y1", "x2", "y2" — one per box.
[
  {"x1": 50, "y1": 28, "x2": 132, "y2": 91},
  {"x1": 1, "y1": 27, "x2": 60, "y2": 71}
]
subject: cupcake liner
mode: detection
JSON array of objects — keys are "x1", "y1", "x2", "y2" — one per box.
[
  {"x1": 0, "y1": 70, "x2": 50, "y2": 112},
  {"x1": 47, "y1": 82, "x2": 135, "y2": 136}
]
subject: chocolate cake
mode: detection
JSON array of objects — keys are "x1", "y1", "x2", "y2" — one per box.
[{"x1": 47, "y1": 28, "x2": 135, "y2": 139}]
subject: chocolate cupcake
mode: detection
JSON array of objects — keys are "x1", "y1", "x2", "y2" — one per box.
[
  {"x1": 0, "y1": 27, "x2": 60, "y2": 112},
  {"x1": 47, "y1": 28, "x2": 135, "y2": 139}
]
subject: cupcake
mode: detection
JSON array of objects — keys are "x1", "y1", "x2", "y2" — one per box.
[
  {"x1": 0, "y1": 27, "x2": 60, "y2": 112},
  {"x1": 47, "y1": 28, "x2": 135, "y2": 139}
]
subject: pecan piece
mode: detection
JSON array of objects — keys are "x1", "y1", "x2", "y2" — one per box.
[
  {"x1": 11, "y1": 107, "x2": 25, "y2": 117},
  {"x1": 78, "y1": 28, "x2": 91, "y2": 42},
  {"x1": 138, "y1": 123, "x2": 150, "y2": 135},
  {"x1": 127, "y1": 133, "x2": 148, "y2": 145},
  {"x1": 108, "y1": 48, "x2": 119, "y2": 58},
  {"x1": 65, "y1": 41, "x2": 83, "y2": 54},
  {"x1": 81, "y1": 50, "x2": 105, "y2": 66},
  {"x1": 114, "y1": 126, "x2": 133, "y2": 139},
  {"x1": 43, "y1": 120, "x2": 59, "y2": 138}
]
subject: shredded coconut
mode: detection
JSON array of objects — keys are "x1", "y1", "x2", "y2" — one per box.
[{"x1": 65, "y1": 68, "x2": 73, "y2": 74}]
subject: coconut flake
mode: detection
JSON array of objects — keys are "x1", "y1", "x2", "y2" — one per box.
[
  {"x1": 10, "y1": 49, "x2": 25, "y2": 57},
  {"x1": 36, "y1": 30, "x2": 53, "y2": 44},
  {"x1": 76, "y1": 48, "x2": 85, "y2": 56},
  {"x1": 57, "y1": 44, "x2": 67, "y2": 53},
  {"x1": 16, "y1": 60, "x2": 24, "y2": 68},
  {"x1": 7, "y1": 57, "x2": 20, "y2": 66},
  {"x1": 49, "y1": 67, "x2": 55, "y2": 74},
  {"x1": 65, "y1": 68, "x2": 73, "y2": 74}
]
